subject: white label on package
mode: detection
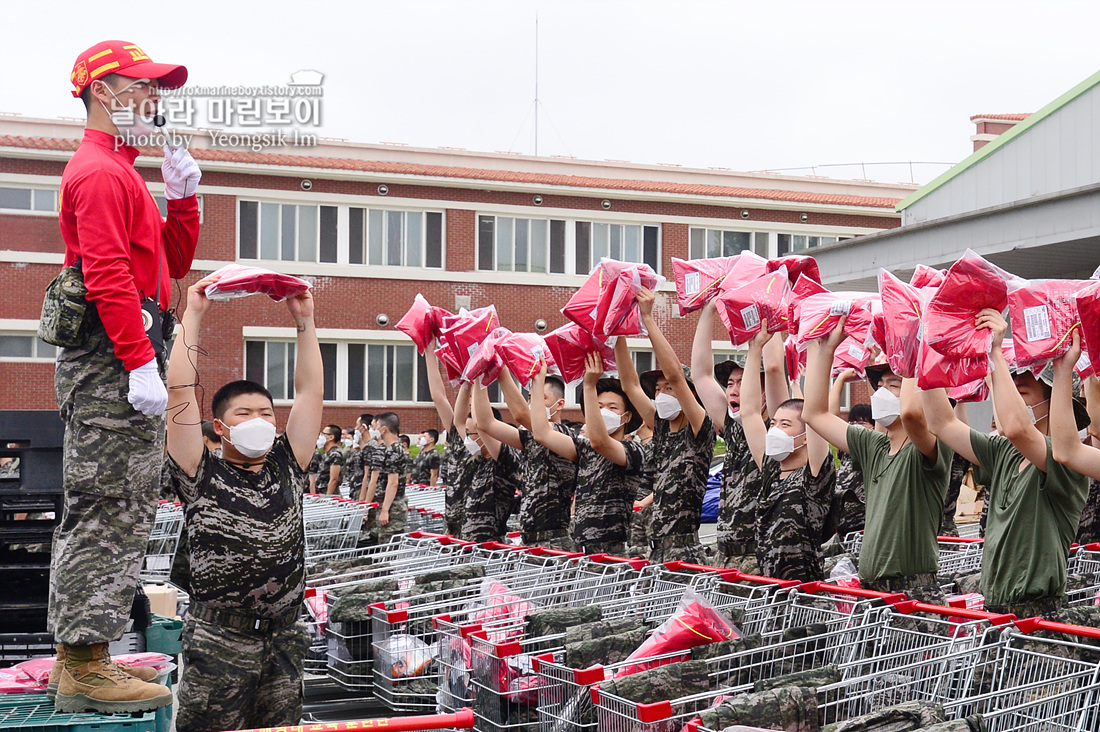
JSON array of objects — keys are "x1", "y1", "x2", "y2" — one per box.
[
  {"x1": 741, "y1": 304, "x2": 761, "y2": 330},
  {"x1": 1078, "y1": 351, "x2": 1092, "y2": 370},
  {"x1": 848, "y1": 345, "x2": 866, "y2": 361},
  {"x1": 829, "y1": 300, "x2": 852, "y2": 316},
  {"x1": 684, "y1": 271, "x2": 701, "y2": 296},
  {"x1": 1023, "y1": 305, "x2": 1051, "y2": 342}
]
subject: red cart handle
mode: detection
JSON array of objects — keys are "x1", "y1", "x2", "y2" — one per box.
[
  {"x1": 937, "y1": 536, "x2": 983, "y2": 544},
  {"x1": 586, "y1": 553, "x2": 648, "y2": 571},
  {"x1": 527, "y1": 546, "x2": 586, "y2": 558},
  {"x1": 222, "y1": 708, "x2": 476, "y2": 732},
  {"x1": 662, "y1": 561, "x2": 723, "y2": 573},
  {"x1": 718, "y1": 570, "x2": 800, "y2": 588},
  {"x1": 1014, "y1": 617, "x2": 1100, "y2": 639},
  {"x1": 798, "y1": 581, "x2": 906, "y2": 604},
  {"x1": 892, "y1": 600, "x2": 1015, "y2": 626}
]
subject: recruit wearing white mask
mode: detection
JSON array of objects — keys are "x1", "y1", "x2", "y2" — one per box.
[
  {"x1": 599, "y1": 408, "x2": 625, "y2": 434},
  {"x1": 654, "y1": 392, "x2": 682, "y2": 420},
  {"x1": 223, "y1": 418, "x2": 276, "y2": 459},
  {"x1": 870, "y1": 387, "x2": 901, "y2": 427},
  {"x1": 764, "y1": 426, "x2": 804, "y2": 462},
  {"x1": 463, "y1": 436, "x2": 482, "y2": 457}
]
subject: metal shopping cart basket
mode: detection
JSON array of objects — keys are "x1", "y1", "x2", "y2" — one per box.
[{"x1": 141, "y1": 500, "x2": 184, "y2": 582}]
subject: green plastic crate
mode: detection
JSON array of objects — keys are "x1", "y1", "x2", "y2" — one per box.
[
  {"x1": 142, "y1": 615, "x2": 181, "y2": 656},
  {"x1": 0, "y1": 694, "x2": 155, "y2": 732}
]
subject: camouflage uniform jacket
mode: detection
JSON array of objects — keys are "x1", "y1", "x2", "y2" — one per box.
[
  {"x1": 650, "y1": 413, "x2": 716, "y2": 542},
  {"x1": 518, "y1": 425, "x2": 578, "y2": 539},
  {"x1": 1076, "y1": 478, "x2": 1100, "y2": 544},
  {"x1": 165, "y1": 433, "x2": 306, "y2": 619},
  {"x1": 754, "y1": 454, "x2": 835, "y2": 582},
  {"x1": 716, "y1": 418, "x2": 761, "y2": 552},
  {"x1": 315, "y1": 446, "x2": 344, "y2": 491},
  {"x1": 409, "y1": 446, "x2": 440, "y2": 484},
  {"x1": 463, "y1": 445, "x2": 522, "y2": 542},
  {"x1": 571, "y1": 435, "x2": 644, "y2": 550},
  {"x1": 629, "y1": 436, "x2": 656, "y2": 502},
  {"x1": 375, "y1": 441, "x2": 409, "y2": 501},
  {"x1": 442, "y1": 426, "x2": 470, "y2": 531},
  {"x1": 831, "y1": 451, "x2": 866, "y2": 538},
  {"x1": 343, "y1": 448, "x2": 364, "y2": 493}
]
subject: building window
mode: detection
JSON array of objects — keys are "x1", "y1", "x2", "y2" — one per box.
[
  {"x1": 575, "y1": 221, "x2": 659, "y2": 274},
  {"x1": 0, "y1": 333, "x2": 57, "y2": 361},
  {"x1": 477, "y1": 216, "x2": 566, "y2": 274},
  {"x1": 689, "y1": 228, "x2": 753, "y2": 259},
  {"x1": 154, "y1": 194, "x2": 205, "y2": 223},
  {"x1": 777, "y1": 233, "x2": 838, "y2": 256},
  {"x1": 349, "y1": 208, "x2": 444, "y2": 268},
  {"x1": 0, "y1": 186, "x2": 57, "y2": 213},
  {"x1": 245, "y1": 340, "x2": 298, "y2": 400},
  {"x1": 238, "y1": 200, "x2": 338, "y2": 263}
]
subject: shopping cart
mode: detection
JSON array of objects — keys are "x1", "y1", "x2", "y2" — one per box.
[
  {"x1": 221, "y1": 708, "x2": 476, "y2": 732},
  {"x1": 303, "y1": 494, "x2": 369, "y2": 559},
  {"x1": 141, "y1": 500, "x2": 185, "y2": 581},
  {"x1": 934, "y1": 536, "x2": 984, "y2": 576}
]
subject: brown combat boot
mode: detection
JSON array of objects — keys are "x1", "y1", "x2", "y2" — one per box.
[
  {"x1": 54, "y1": 643, "x2": 173, "y2": 714},
  {"x1": 47, "y1": 644, "x2": 161, "y2": 700}
]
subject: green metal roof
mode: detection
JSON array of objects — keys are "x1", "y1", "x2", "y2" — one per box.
[{"x1": 896, "y1": 67, "x2": 1100, "y2": 212}]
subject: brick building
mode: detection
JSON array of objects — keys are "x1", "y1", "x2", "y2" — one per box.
[{"x1": 0, "y1": 116, "x2": 914, "y2": 432}]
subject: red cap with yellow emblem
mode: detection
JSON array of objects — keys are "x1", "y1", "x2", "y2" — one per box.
[{"x1": 70, "y1": 40, "x2": 187, "y2": 98}]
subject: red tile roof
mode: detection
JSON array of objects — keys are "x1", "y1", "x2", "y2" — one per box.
[
  {"x1": 969, "y1": 113, "x2": 1031, "y2": 122},
  {"x1": 0, "y1": 134, "x2": 903, "y2": 209}
]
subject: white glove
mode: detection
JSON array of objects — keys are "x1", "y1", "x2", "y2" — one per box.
[
  {"x1": 162, "y1": 145, "x2": 201, "y2": 200},
  {"x1": 127, "y1": 358, "x2": 168, "y2": 417}
]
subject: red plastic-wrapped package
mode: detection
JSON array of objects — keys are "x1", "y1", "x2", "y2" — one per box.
[
  {"x1": 832, "y1": 338, "x2": 872, "y2": 379},
  {"x1": 910, "y1": 264, "x2": 945, "y2": 289},
  {"x1": 766, "y1": 255, "x2": 820, "y2": 284},
  {"x1": 434, "y1": 341, "x2": 465, "y2": 382},
  {"x1": 672, "y1": 256, "x2": 739, "y2": 315},
  {"x1": 878, "y1": 270, "x2": 924, "y2": 378},
  {"x1": 867, "y1": 299, "x2": 886, "y2": 349},
  {"x1": 924, "y1": 250, "x2": 1020, "y2": 358},
  {"x1": 592, "y1": 259, "x2": 663, "y2": 338},
  {"x1": 717, "y1": 250, "x2": 770, "y2": 293},
  {"x1": 614, "y1": 589, "x2": 739, "y2": 677},
  {"x1": 204, "y1": 264, "x2": 311, "y2": 302},
  {"x1": 497, "y1": 332, "x2": 559, "y2": 386},
  {"x1": 785, "y1": 336, "x2": 807, "y2": 380},
  {"x1": 462, "y1": 327, "x2": 510, "y2": 386},
  {"x1": 715, "y1": 268, "x2": 791, "y2": 346},
  {"x1": 561, "y1": 268, "x2": 603, "y2": 334},
  {"x1": 788, "y1": 274, "x2": 829, "y2": 334},
  {"x1": 948, "y1": 379, "x2": 989, "y2": 403},
  {"x1": 1077, "y1": 282, "x2": 1100, "y2": 376},
  {"x1": 395, "y1": 294, "x2": 453, "y2": 354},
  {"x1": 543, "y1": 323, "x2": 616, "y2": 384},
  {"x1": 917, "y1": 289, "x2": 991, "y2": 390},
  {"x1": 795, "y1": 292, "x2": 877, "y2": 344},
  {"x1": 1075, "y1": 351, "x2": 1095, "y2": 380},
  {"x1": 1007, "y1": 279, "x2": 1088, "y2": 369},
  {"x1": 441, "y1": 306, "x2": 500, "y2": 370}
]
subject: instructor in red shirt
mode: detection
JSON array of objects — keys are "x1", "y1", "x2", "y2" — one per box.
[{"x1": 47, "y1": 40, "x2": 200, "y2": 715}]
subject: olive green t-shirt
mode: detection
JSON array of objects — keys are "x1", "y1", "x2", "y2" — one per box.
[
  {"x1": 970, "y1": 431, "x2": 1088, "y2": 606},
  {"x1": 846, "y1": 426, "x2": 952, "y2": 582}
]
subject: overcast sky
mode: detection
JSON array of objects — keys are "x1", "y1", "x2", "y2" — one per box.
[{"x1": 8, "y1": 0, "x2": 1099, "y2": 184}]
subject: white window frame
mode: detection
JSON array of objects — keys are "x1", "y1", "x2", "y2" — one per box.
[
  {"x1": 237, "y1": 199, "x2": 337, "y2": 264},
  {"x1": 0, "y1": 186, "x2": 58, "y2": 216},
  {"x1": 477, "y1": 214, "x2": 562, "y2": 275},
  {"x1": 688, "y1": 227, "x2": 755, "y2": 260},
  {"x1": 351, "y1": 206, "x2": 445, "y2": 269},
  {"x1": 0, "y1": 321, "x2": 57, "y2": 362},
  {"x1": 575, "y1": 220, "x2": 660, "y2": 274}
]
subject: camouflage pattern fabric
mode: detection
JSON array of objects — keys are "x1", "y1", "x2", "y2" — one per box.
[
  {"x1": 525, "y1": 605, "x2": 602, "y2": 638},
  {"x1": 716, "y1": 552, "x2": 761, "y2": 575},
  {"x1": 175, "y1": 616, "x2": 310, "y2": 732},
  {"x1": 753, "y1": 664, "x2": 840, "y2": 692},
  {"x1": 164, "y1": 434, "x2": 306, "y2": 620},
  {"x1": 441, "y1": 427, "x2": 470, "y2": 535},
  {"x1": 691, "y1": 633, "x2": 763, "y2": 662},
  {"x1": 941, "y1": 569, "x2": 982, "y2": 596},
  {"x1": 821, "y1": 700, "x2": 944, "y2": 731},
  {"x1": 343, "y1": 448, "x2": 364, "y2": 493},
  {"x1": 415, "y1": 564, "x2": 486, "y2": 585},
  {"x1": 527, "y1": 528, "x2": 575, "y2": 551},
  {"x1": 409, "y1": 446, "x2": 440, "y2": 485},
  {"x1": 572, "y1": 436, "x2": 644, "y2": 552},
  {"x1": 598, "y1": 659, "x2": 710, "y2": 703},
  {"x1": 375, "y1": 440, "x2": 409, "y2": 543},
  {"x1": 754, "y1": 455, "x2": 835, "y2": 582},
  {"x1": 377, "y1": 493, "x2": 408, "y2": 546},
  {"x1": 0, "y1": 457, "x2": 19, "y2": 478},
  {"x1": 630, "y1": 503, "x2": 652, "y2": 548},
  {"x1": 831, "y1": 451, "x2": 866, "y2": 538},
  {"x1": 649, "y1": 413, "x2": 716, "y2": 545},
  {"x1": 697, "y1": 686, "x2": 820, "y2": 732},
  {"x1": 717, "y1": 418, "x2": 762, "y2": 562},
  {"x1": 564, "y1": 616, "x2": 645, "y2": 645},
  {"x1": 861, "y1": 572, "x2": 945, "y2": 605},
  {"x1": 50, "y1": 322, "x2": 164, "y2": 645},
  {"x1": 1076, "y1": 478, "x2": 1100, "y2": 544},
  {"x1": 315, "y1": 446, "x2": 344, "y2": 492},
  {"x1": 628, "y1": 438, "x2": 656, "y2": 547},
  {"x1": 915, "y1": 717, "x2": 986, "y2": 732},
  {"x1": 649, "y1": 534, "x2": 708, "y2": 564},
  {"x1": 565, "y1": 626, "x2": 650, "y2": 669},
  {"x1": 463, "y1": 446, "x2": 522, "y2": 542},
  {"x1": 940, "y1": 454, "x2": 970, "y2": 537},
  {"x1": 518, "y1": 426, "x2": 578, "y2": 543}
]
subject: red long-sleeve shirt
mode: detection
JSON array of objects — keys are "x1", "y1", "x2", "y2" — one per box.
[{"x1": 59, "y1": 129, "x2": 200, "y2": 371}]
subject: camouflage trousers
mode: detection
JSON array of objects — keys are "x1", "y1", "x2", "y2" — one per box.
[
  {"x1": 523, "y1": 528, "x2": 575, "y2": 551},
  {"x1": 629, "y1": 504, "x2": 652, "y2": 547},
  {"x1": 576, "y1": 540, "x2": 626, "y2": 556},
  {"x1": 861, "y1": 572, "x2": 945, "y2": 605},
  {"x1": 648, "y1": 533, "x2": 707, "y2": 565},
  {"x1": 377, "y1": 495, "x2": 408, "y2": 546},
  {"x1": 49, "y1": 323, "x2": 164, "y2": 644},
  {"x1": 445, "y1": 486, "x2": 466, "y2": 538},
  {"x1": 176, "y1": 616, "x2": 310, "y2": 732}
]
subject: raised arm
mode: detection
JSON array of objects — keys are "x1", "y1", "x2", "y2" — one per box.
[
  {"x1": 900, "y1": 378, "x2": 938, "y2": 462},
  {"x1": 638, "y1": 287, "x2": 707, "y2": 436},
  {"x1": 763, "y1": 332, "x2": 790, "y2": 419},
  {"x1": 922, "y1": 387, "x2": 979, "y2": 465},
  {"x1": 616, "y1": 334, "x2": 655, "y2": 428},
  {"x1": 691, "y1": 300, "x2": 728, "y2": 429},
  {"x1": 829, "y1": 369, "x2": 858, "y2": 417},
  {"x1": 498, "y1": 367, "x2": 533, "y2": 431},
  {"x1": 740, "y1": 328, "x2": 770, "y2": 470},
  {"x1": 980, "y1": 309, "x2": 1048, "y2": 471},
  {"x1": 470, "y1": 381, "x2": 504, "y2": 460},
  {"x1": 529, "y1": 361, "x2": 577, "y2": 461},
  {"x1": 582, "y1": 352, "x2": 628, "y2": 466},
  {"x1": 1051, "y1": 332, "x2": 1100, "y2": 477},
  {"x1": 283, "y1": 289, "x2": 323, "y2": 470},
  {"x1": 424, "y1": 341, "x2": 455, "y2": 431},
  {"x1": 473, "y1": 373, "x2": 523, "y2": 450},
  {"x1": 803, "y1": 323, "x2": 852, "y2": 454},
  {"x1": 166, "y1": 277, "x2": 216, "y2": 477},
  {"x1": 452, "y1": 382, "x2": 472, "y2": 439}
]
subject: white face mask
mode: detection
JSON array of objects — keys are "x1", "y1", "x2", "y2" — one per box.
[
  {"x1": 352, "y1": 432, "x2": 361, "y2": 447},
  {"x1": 101, "y1": 82, "x2": 160, "y2": 138},
  {"x1": 417, "y1": 436, "x2": 428, "y2": 448},
  {"x1": 369, "y1": 428, "x2": 382, "y2": 440},
  {"x1": 225, "y1": 418, "x2": 277, "y2": 459},
  {"x1": 463, "y1": 436, "x2": 482, "y2": 457},
  {"x1": 871, "y1": 387, "x2": 901, "y2": 426},
  {"x1": 765, "y1": 426, "x2": 803, "y2": 462},
  {"x1": 342, "y1": 438, "x2": 353, "y2": 448},
  {"x1": 727, "y1": 405, "x2": 741, "y2": 424},
  {"x1": 316, "y1": 435, "x2": 326, "y2": 450},
  {"x1": 600, "y1": 408, "x2": 624, "y2": 434},
  {"x1": 654, "y1": 392, "x2": 682, "y2": 420},
  {"x1": 1026, "y1": 399, "x2": 1049, "y2": 425},
  {"x1": 1080, "y1": 428, "x2": 1089, "y2": 442}
]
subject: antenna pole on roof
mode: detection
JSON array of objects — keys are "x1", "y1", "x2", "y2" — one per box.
[{"x1": 534, "y1": 11, "x2": 539, "y2": 156}]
